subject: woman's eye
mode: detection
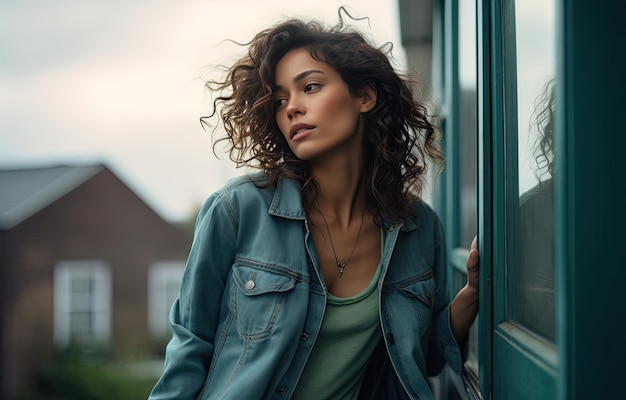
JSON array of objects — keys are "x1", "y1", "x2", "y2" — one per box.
[
  {"x1": 304, "y1": 83, "x2": 321, "y2": 92},
  {"x1": 274, "y1": 98, "x2": 287, "y2": 108}
]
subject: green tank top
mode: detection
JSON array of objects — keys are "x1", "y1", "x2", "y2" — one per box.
[{"x1": 291, "y1": 260, "x2": 383, "y2": 400}]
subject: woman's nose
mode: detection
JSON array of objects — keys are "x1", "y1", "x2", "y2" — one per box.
[{"x1": 286, "y1": 97, "x2": 305, "y2": 118}]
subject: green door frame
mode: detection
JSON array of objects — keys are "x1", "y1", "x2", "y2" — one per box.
[
  {"x1": 408, "y1": 0, "x2": 626, "y2": 398},
  {"x1": 476, "y1": 0, "x2": 493, "y2": 396},
  {"x1": 479, "y1": 0, "x2": 559, "y2": 398},
  {"x1": 557, "y1": 1, "x2": 626, "y2": 398},
  {"x1": 479, "y1": 0, "x2": 626, "y2": 398}
]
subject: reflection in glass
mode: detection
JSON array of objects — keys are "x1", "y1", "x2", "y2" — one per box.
[
  {"x1": 518, "y1": 80, "x2": 555, "y2": 340},
  {"x1": 513, "y1": 0, "x2": 556, "y2": 342}
]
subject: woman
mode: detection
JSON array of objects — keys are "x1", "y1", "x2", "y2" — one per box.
[{"x1": 150, "y1": 11, "x2": 479, "y2": 400}]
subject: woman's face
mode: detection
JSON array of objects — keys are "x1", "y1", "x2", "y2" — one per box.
[{"x1": 273, "y1": 47, "x2": 375, "y2": 162}]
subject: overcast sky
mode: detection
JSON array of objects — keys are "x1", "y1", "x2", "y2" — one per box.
[{"x1": 0, "y1": 0, "x2": 402, "y2": 222}]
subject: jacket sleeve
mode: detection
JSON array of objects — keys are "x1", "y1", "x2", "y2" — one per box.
[
  {"x1": 427, "y1": 214, "x2": 468, "y2": 376},
  {"x1": 149, "y1": 191, "x2": 238, "y2": 399}
]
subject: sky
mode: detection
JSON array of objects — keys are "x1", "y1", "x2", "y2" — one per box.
[
  {"x1": 0, "y1": 0, "x2": 402, "y2": 222},
  {"x1": 515, "y1": 0, "x2": 555, "y2": 193}
]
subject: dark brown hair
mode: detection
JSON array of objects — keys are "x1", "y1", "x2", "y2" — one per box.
[
  {"x1": 202, "y1": 9, "x2": 444, "y2": 223},
  {"x1": 531, "y1": 78, "x2": 555, "y2": 179}
]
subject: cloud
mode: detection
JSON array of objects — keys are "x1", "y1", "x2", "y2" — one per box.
[
  {"x1": 0, "y1": 0, "x2": 401, "y2": 221},
  {"x1": 0, "y1": 1, "x2": 147, "y2": 74}
]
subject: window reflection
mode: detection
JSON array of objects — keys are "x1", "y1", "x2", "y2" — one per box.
[
  {"x1": 518, "y1": 79, "x2": 555, "y2": 340},
  {"x1": 513, "y1": 0, "x2": 556, "y2": 342}
]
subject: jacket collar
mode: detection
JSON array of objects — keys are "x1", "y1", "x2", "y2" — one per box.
[
  {"x1": 268, "y1": 177, "x2": 307, "y2": 220},
  {"x1": 268, "y1": 176, "x2": 417, "y2": 232}
]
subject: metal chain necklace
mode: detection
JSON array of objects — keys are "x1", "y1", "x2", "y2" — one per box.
[{"x1": 315, "y1": 200, "x2": 367, "y2": 278}]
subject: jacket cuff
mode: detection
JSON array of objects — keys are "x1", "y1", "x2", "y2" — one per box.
[{"x1": 441, "y1": 304, "x2": 469, "y2": 375}]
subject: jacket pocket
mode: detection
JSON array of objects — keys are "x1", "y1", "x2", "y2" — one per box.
[
  {"x1": 230, "y1": 262, "x2": 296, "y2": 339},
  {"x1": 397, "y1": 271, "x2": 437, "y2": 337}
]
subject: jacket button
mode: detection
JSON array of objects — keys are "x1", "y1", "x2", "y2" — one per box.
[
  {"x1": 245, "y1": 280, "x2": 255, "y2": 290},
  {"x1": 300, "y1": 332, "x2": 309, "y2": 341},
  {"x1": 387, "y1": 333, "x2": 395, "y2": 345},
  {"x1": 277, "y1": 387, "x2": 286, "y2": 395}
]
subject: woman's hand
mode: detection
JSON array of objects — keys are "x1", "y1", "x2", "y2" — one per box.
[
  {"x1": 450, "y1": 236, "x2": 480, "y2": 343},
  {"x1": 466, "y1": 236, "x2": 479, "y2": 292}
]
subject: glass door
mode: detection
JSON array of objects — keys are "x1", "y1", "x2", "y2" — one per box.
[{"x1": 479, "y1": 0, "x2": 558, "y2": 398}]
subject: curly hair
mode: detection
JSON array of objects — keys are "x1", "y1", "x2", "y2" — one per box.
[
  {"x1": 530, "y1": 78, "x2": 555, "y2": 179},
  {"x1": 202, "y1": 9, "x2": 444, "y2": 223}
]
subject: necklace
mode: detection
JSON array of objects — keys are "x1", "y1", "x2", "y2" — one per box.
[{"x1": 315, "y1": 201, "x2": 367, "y2": 278}]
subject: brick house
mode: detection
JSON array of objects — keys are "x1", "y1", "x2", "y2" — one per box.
[{"x1": 0, "y1": 164, "x2": 193, "y2": 399}]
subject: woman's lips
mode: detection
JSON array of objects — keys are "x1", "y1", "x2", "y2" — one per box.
[
  {"x1": 289, "y1": 123, "x2": 316, "y2": 140},
  {"x1": 291, "y1": 127, "x2": 314, "y2": 141}
]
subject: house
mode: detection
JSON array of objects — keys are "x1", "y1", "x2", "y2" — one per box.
[{"x1": 0, "y1": 163, "x2": 193, "y2": 399}]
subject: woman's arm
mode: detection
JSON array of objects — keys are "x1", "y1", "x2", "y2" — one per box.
[
  {"x1": 149, "y1": 193, "x2": 237, "y2": 399},
  {"x1": 449, "y1": 237, "x2": 479, "y2": 343}
]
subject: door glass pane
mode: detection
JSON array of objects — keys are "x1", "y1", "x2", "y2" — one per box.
[
  {"x1": 459, "y1": 0, "x2": 478, "y2": 373},
  {"x1": 459, "y1": 0, "x2": 478, "y2": 249},
  {"x1": 511, "y1": 0, "x2": 556, "y2": 342}
]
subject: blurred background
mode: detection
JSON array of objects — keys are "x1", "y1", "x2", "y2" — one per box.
[
  {"x1": 0, "y1": 0, "x2": 402, "y2": 222},
  {"x1": 0, "y1": 1, "x2": 402, "y2": 399}
]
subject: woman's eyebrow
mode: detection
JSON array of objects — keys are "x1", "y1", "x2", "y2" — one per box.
[
  {"x1": 274, "y1": 69, "x2": 325, "y2": 91},
  {"x1": 293, "y1": 69, "x2": 325, "y2": 82}
]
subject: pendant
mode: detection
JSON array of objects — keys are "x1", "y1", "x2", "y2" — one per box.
[{"x1": 337, "y1": 262, "x2": 346, "y2": 278}]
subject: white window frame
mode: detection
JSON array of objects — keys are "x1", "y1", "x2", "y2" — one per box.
[
  {"x1": 148, "y1": 261, "x2": 185, "y2": 338},
  {"x1": 54, "y1": 260, "x2": 112, "y2": 348}
]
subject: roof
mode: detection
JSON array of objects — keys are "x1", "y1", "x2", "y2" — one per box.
[{"x1": 0, "y1": 164, "x2": 105, "y2": 230}]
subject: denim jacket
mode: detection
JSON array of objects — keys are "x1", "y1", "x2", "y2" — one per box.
[{"x1": 149, "y1": 173, "x2": 464, "y2": 400}]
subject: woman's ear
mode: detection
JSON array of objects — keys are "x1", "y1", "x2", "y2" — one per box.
[{"x1": 358, "y1": 83, "x2": 377, "y2": 113}]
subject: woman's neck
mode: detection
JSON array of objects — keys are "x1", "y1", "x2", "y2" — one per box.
[{"x1": 310, "y1": 157, "x2": 366, "y2": 228}]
